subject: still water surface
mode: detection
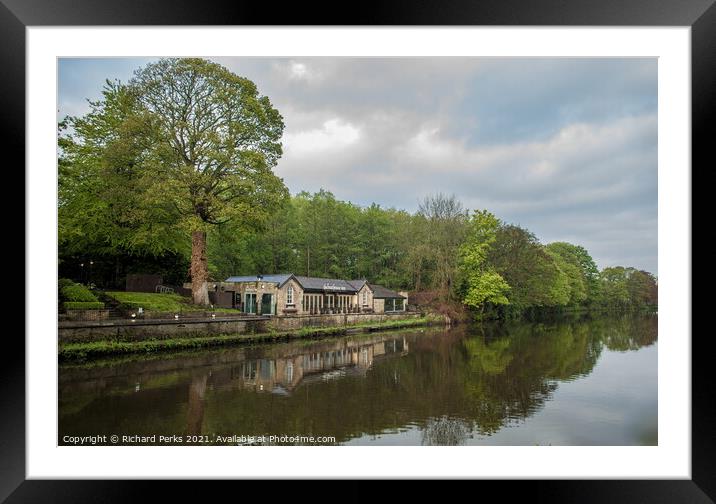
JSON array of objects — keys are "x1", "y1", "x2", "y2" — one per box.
[{"x1": 59, "y1": 315, "x2": 657, "y2": 445}]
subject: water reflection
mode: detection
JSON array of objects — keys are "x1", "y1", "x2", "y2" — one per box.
[{"x1": 58, "y1": 314, "x2": 657, "y2": 445}]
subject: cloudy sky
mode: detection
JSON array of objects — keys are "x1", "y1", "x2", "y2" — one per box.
[{"x1": 58, "y1": 57, "x2": 657, "y2": 274}]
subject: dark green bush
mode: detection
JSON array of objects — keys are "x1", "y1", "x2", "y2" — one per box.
[
  {"x1": 64, "y1": 301, "x2": 105, "y2": 310},
  {"x1": 58, "y1": 278, "x2": 75, "y2": 291},
  {"x1": 61, "y1": 283, "x2": 99, "y2": 302}
]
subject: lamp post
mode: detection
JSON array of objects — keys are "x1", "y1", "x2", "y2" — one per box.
[{"x1": 79, "y1": 262, "x2": 84, "y2": 284}]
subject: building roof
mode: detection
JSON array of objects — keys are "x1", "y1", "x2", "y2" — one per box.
[
  {"x1": 225, "y1": 273, "x2": 404, "y2": 298},
  {"x1": 368, "y1": 283, "x2": 406, "y2": 299},
  {"x1": 294, "y1": 276, "x2": 358, "y2": 293},
  {"x1": 226, "y1": 273, "x2": 359, "y2": 293},
  {"x1": 347, "y1": 279, "x2": 368, "y2": 290},
  {"x1": 225, "y1": 274, "x2": 293, "y2": 285}
]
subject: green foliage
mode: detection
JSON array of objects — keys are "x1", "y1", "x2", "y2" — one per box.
[
  {"x1": 64, "y1": 301, "x2": 105, "y2": 310},
  {"x1": 58, "y1": 278, "x2": 75, "y2": 291},
  {"x1": 105, "y1": 291, "x2": 194, "y2": 312},
  {"x1": 58, "y1": 58, "x2": 289, "y2": 298},
  {"x1": 462, "y1": 271, "x2": 511, "y2": 311},
  {"x1": 486, "y1": 224, "x2": 568, "y2": 312},
  {"x1": 597, "y1": 267, "x2": 657, "y2": 310},
  {"x1": 626, "y1": 269, "x2": 658, "y2": 307},
  {"x1": 127, "y1": 58, "x2": 288, "y2": 234},
  {"x1": 59, "y1": 80, "x2": 185, "y2": 258},
  {"x1": 545, "y1": 242, "x2": 598, "y2": 305},
  {"x1": 544, "y1": 248, "x2": 574, "y2": 306},
  {"x1": 209, "y1": 189, "x2": 419, "y2": 288},
  {"x1": 61, "y1": 282, "x2": 99, "y2": 302},
  {"x1": 104, "y1": 291, "x2": 243, "y2": 313},
  {"x1": 456, "y1": 210, "x2": 510, "y2": 313}
]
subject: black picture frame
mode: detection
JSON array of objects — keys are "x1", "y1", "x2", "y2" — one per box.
[{"x1": 5, "y1": 0, "x2": 709, "y2": 500}]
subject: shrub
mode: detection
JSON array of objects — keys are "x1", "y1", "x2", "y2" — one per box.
[
  {"x1": 61, "y1": 283, "x2": 99, "y2": 303},
  {"x1": 64, "y1": 301, "x2": 105, "y2": 310},
  {"x1": 58, "y1": 278, "x2": 75, "y2": 291}
]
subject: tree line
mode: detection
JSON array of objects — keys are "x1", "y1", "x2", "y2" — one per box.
[{"x1": 207, "y1": 191, "x2": 657, "y2": 317}]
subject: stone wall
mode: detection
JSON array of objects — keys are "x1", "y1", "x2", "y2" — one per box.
[
  {"x1": 357, "y1": 283, "x2": 374, "y2": 312},
  {"x1": 58, "y1": 317, "x2": 266, "y2": 344},
  {"x1": 266, "y1": 311, "x2": 422, "y2": 332},
  {"x1": 58, "y1": 311, "x2": 424, "y2": 344},
  {"x1": 373, "y1": 298, "x2": 385, "y2": 313},
  {"x1": 61, "y1": 309, "x2": 111, "y2": 322},
  {"x1": 276, "y1": 277, "x2": 303, "y2": 315}
]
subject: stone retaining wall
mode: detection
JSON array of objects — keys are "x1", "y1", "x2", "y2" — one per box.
[
  {"x1": 61, "y1": 309, "x2": 110, "y2": 322},
  {"x1": 58, "y1": 317, "x2": 267, "y2": 344},
  {"x1": 266, "y1": 312, "x2": 423, "y2": 331},
  {"x1": 58, "y1": 311, "x2": 424, "y2": 344}
]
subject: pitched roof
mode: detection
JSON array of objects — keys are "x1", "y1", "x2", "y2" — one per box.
[
  {"x1": 225, "y1": 274, "x2": 294, "y2": 285},
  {"x1": 225, "y1": 274, "x2": 403, "y2": 298},
  {"x1": 227, "y1": 273, "x2": 360, "y2": 292},
  {"x1": 294, "y1": 276, "x2": 358, "y2": 292},
  {"x1": 369, "y1": 283, "x2": 406, "y2": 299}
]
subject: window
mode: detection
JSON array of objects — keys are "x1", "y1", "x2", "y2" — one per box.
[
  {"x1": 362, "y1": 291, "x2": 368, "y2": 305},
  {"x1": 286, "y1": 285, "x2": 294, "y2": 305}
]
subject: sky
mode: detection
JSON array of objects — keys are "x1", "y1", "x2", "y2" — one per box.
[{"x1": 58, "y1": 57, "x2": 658, "y2": 275}]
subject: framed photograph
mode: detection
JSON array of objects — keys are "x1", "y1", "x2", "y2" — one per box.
[{"x1": 8, "y1": 0, "x2": 709, "y2": 499}]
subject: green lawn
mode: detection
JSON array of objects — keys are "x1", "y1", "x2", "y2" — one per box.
[{"x1": 104, "y1": 291, "x2": 242, "y2": 313}]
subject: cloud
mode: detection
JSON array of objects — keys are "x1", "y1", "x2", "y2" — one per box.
[{"x1": 283, "y1": 118, "x2": 361, "y2": 156}]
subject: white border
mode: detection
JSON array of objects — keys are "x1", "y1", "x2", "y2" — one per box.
[{"x1": 27, "y1": 27, "x2": 690, "y2": 479}]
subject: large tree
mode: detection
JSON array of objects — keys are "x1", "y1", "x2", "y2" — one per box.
[
  {"x1": 62, "y1": 58, "x2": 289, "y2": 304},
  {"x1": 626, "y1": 269, "x2": 658, "y2": 307},
  {"x1": 131, "y1": 58, "x2": 287, "y2": 304},
  {"x1": 417, "y1": 193, "x2": 469, "y2": 297}
]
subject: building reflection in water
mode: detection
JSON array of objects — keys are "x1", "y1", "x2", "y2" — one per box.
[{"x1": 226, "y1": 335, "x2": 410, "y2": 395}]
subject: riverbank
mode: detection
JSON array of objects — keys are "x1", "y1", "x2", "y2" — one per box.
[{"x1": 58, "y1": 314, "x2": 444, "y2": 362}]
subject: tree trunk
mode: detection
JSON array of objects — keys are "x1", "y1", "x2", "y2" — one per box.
[{"x1": 191, "y1": 230, "x2": 210, "y2": 306}]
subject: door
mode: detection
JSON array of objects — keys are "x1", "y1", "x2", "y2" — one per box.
[
  {"x1": 245, "y1": 293, "x2": 257, "y2": 314},
  {"x1": 261, "y1": 293, "x2": 273, "y2": 315}
]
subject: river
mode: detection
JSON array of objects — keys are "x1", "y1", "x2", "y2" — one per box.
[{"x1": 58, "y1": 314, "x2": 657, "y2": 446}]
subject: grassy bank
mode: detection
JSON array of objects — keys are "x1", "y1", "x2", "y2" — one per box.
[
  {"x1": 58, "y1": 315, "x2": 443, "y2": 362},
  {"x1": 104, "y1": 291, "x2": 243, "y2": 314}
]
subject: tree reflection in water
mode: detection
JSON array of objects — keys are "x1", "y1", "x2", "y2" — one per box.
[
  {"x1": 421, "y1": 416, "x2": 471, "y2": 446},
  {"x1": 58, "y1": 314, "x2": 657, "y2": 445}
]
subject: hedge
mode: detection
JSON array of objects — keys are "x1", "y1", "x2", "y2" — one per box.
[
  {"x1": 61, "y1": 283, "x2": 99, "y2": 303},
  {"x1": 64, "y1": 301, "x2": 105, "y2": 310}
]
